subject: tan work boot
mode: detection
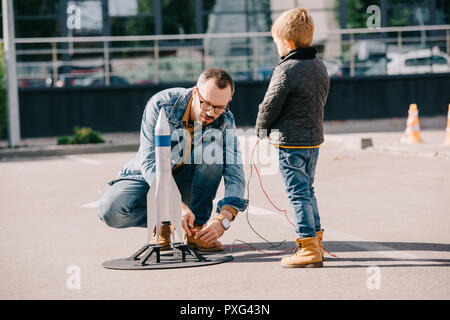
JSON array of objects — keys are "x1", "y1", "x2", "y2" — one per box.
[
  {"x1": 149, "y1": 225, "x2": 171, "y2": 251},
  {"x1": 316, "y1": 230, "x2": 324, "y2": 258},
  {"x1": 281, "y1": 237, "x2": 323, "y2": 268},
  {"x1": 186, "y1": 226, "x2": 224, "y2": 252}
]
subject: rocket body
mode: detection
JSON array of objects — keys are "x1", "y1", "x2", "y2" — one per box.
[{"x1": 147, "y1": 110, "x2": 184, "y2": 244}]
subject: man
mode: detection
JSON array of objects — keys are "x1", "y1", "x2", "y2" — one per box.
[{"x1": 98, "y1": 68, "x2": 248, "y2": 252}]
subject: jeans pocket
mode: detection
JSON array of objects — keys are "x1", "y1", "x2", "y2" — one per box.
[{"x1": 279, "y1": 148, "x2": 309, "y2": 169}]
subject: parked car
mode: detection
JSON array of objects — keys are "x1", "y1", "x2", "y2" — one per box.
[
  {"x1": 364, "y1": 58, "x2": 388, "y2": 76},
  {"x1": 18, "y1": 78, "x2": 48, "y2": 88},
  {"x1": 82, "y1": 75, "x2": 130, "y2": 86},
  {"x1": 386, "y1": 48, "x2": 450, "y2": 75},
  {"x1": 49, "y1": 65, "x2": 105, "y2": 87}
]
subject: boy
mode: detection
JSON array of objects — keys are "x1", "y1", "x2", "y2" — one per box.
[{"x1": 255, "y1": 8, "x2": 330, "y2": 268}]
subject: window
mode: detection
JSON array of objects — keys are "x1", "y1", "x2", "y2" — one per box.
[
  {"x1": 432, "y1": 55, "x2": 448, "y2": 65},
  {"x1": 405, "y1": 56, "x2": 432, "y2": 67}
]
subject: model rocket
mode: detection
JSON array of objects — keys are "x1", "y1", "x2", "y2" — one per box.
[{"x1": 146, "y1": 109, "x2": 184, "y2": 245}]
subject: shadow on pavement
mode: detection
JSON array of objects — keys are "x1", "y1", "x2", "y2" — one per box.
[{"x1": 223, "y1": 240, "x2": 450, "y2": 267}]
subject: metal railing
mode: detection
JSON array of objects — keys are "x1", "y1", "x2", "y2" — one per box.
[{"x1": 1, "y1": 24, "x2": 450, "y2": 87}]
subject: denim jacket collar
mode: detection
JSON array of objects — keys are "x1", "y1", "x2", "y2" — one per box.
[{"x1": 167, "y1": 88, "x2": 193, "y2": 128}]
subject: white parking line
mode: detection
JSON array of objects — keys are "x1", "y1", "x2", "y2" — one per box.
[
  {"x1": 66, "y1": 155, "x2": 101, "y2": 165},
  {"x1": 247, "y1": 205, "x2": 442, "y2": 264},
  {"x1": 82, "y1": 200, "x2": 99, "y2": 208},
  {"x1": 248, "y1": 205, "x2": 281, "y2": 216},
  {"x1": 325, "y1": 228, "x2": 424, "y2": 261},
  {"x1": 81, "y1": 196, "x2": 443, "y2": 265}
]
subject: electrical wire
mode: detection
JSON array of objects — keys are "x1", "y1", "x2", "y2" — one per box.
[
  {"x1": 225, "y1": 138, "x2": 296, "y2": 255},
  {"x1": 226, "y1": 138, "x2": 337, "y2": 258},
  {"x1": 223, "y1": 239, "x2": 295, "y2": 256}
]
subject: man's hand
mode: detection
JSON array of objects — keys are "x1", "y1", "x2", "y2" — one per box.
[
  {"x1": 181, "y1": 202, "x2": 195, "y2": 237},
  {"x1": 194, "y1": 209, "x2": 234, "y2": 244},
  {"x1": 194, "y1": 220, "x2": 225, "y2": 244}
]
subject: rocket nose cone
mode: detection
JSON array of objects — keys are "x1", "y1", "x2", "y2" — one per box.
[{"x1": 156, "y1": 109, "x2": 170, "y2": 135}]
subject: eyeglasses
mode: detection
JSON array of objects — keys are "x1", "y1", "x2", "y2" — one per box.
[{"x1": 195, "y1": 87, "x2": 229, "y2": 115}]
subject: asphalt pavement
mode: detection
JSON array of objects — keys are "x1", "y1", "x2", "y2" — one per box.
[{"x1": 0, "y1": 123, "x2": 449, "y2": 300}]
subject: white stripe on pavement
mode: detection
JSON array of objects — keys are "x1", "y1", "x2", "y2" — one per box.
[
  {"x1": 82, "y1": 201, "x2": 99, "y2": 208},
  {"x1": 247, "y1": 205, "x2": 443, "y2": 264},
  {"x1": 66, "y1": 155, "x2": 101, "y2": 165},
  {"x1": 248, "y1": 205, "x2": 282, "y2": 216}
]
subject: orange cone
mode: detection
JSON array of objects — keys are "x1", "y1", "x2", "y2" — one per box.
[
  {"x1": 442, "y1": 104, "x2": 450, "y2": 146},
  {"x1": 400, "y1": 104, "x2": 424, "y2": 144}
]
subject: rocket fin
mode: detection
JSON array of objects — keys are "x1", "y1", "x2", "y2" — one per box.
[
  {"x1": 146, "y1": 175, "x2": 159, "y2": 243},
  {"x1": 170, "y1": 176, "x2": 184, "y2": 243}
]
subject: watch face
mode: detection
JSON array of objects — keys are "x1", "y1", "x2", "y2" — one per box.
[{"x1": 222, "y1": 218, "x2": 230, "y2": 229}]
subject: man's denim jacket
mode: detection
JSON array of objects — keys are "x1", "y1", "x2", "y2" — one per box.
[{"x1": 109, "y1": 87, "x2": 248, "y2": 213}]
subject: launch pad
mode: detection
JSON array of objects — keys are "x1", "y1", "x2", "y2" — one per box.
[
  {"x1": 102, "y1": 243, "x2": 233, "y2": 270},
  {"x1": 102, "y1": 110, "x2": 234, "y2": 270}
]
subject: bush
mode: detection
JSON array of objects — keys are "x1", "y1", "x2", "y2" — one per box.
[
  {"x1": 57, "y1": 135, "x2": 71, "y2": 145},
  {"x1": 57, "y1": 126, "x2": 105, "y2": 145}
]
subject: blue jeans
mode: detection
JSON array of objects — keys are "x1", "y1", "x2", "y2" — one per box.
[
  {"x1": 278, "y1": 147, "x2": 321, "y2": 238},
  {"x1": 98, "y1": 163, "x2": 223, "y2": 228}
]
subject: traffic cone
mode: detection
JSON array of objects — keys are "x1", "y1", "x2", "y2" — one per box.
[
  {"x1": 400, "y1": 104, "x2": 424, "y2": 144},
  {"x1": 441, "y1": 104, "x2": 450, "y2": 146}
]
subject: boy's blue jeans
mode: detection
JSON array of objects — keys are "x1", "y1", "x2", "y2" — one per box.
[
  {"x1": 277, "y1": 147, "x2": 321, "y2": 238},
  {"x1": 97, "y1": 163, "x2": 223, "y2": 228}
]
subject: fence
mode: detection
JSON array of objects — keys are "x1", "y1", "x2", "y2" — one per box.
[
  {"x1": 1, "y1": 24, "x2": 450, "y2": 88},
  {"x1": 16, "y1": 72, "x2": 450, "y2": 138}
]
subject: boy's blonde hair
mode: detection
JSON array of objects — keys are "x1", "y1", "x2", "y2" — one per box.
[{"x1": 271, "y1": 7, "x2": 314, "y2": 48}]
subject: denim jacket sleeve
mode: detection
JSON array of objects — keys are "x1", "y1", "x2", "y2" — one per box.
[
  {"x1": 139, "y1": 97, "x2": 160, "y2": 186},
  {"x1": 216, "y1": 115, "x2": 249, "y2": 213}
]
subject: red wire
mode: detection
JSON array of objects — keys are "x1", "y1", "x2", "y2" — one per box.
[
  {"x1": 244, "y1": 138, "x2": 338, "y2": 258},
  {"x1": 250, "y1": 139, "x2": 296, "y2": 228},
  {"x1": 223, "y1": 245, "x2": 296, "y2": 255}
]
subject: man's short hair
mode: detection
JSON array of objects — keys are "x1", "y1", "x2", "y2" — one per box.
[
  {"x1": 271, "y1": 7, "x2": 314, "y2": 48},
  {"x1": 197, "y1": 68, "x2": 235, "y2": 95}
]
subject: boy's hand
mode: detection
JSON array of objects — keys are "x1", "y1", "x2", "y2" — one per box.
[{"x1": 256, "y1": 128, "x2": 270, "y2": 139}]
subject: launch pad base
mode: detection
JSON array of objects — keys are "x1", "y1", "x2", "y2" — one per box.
[{"x1": 102, "y1": 243, "x2": 233, "y2": 270}]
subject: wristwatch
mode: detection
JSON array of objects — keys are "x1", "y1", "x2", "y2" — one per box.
[{"x1": 215, "y1": 214, "x2": 231, "y2": 230}]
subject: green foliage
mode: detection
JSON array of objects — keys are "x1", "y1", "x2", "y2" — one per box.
[
  {"x1": 120, "y1": 0, "x2": 216, "y2": 36},
  {"x1": 6, "y1": 0, "x2": 60, "y2": 38},
  {"x1": 57, "y1": 126, "x2": 105, "y2": 145},
  {"x1": 340, "y1": 0, "x2": 450, "y2": 28},
  {"x1": 57, "y1": 135, "x2": 71, "y2": 145},
  {"x1": 346, "y1": 0, "x2": 381, "y2": 29},
  {"x1": 0, "y1": 44, "x2": 6, "y2": 139}
]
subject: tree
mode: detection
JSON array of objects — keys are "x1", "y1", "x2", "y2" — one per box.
[
  {"x1": 119, "y1": 0, "x2": 216, "y2": 36},
  {"x1": 346, "y1": 0, "x2": 380, "y2": 28},
  {"x1": 342, "y1": 0, "x2": 450, "y2": 28}
]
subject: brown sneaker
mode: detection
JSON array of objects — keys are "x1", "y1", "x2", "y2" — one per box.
[
  {"x1": 186, "y1": 227, "x2": 224, "y2": 252},
  {"x1": 149, "y1": 225, "x2": 172, "y2": 251}
]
